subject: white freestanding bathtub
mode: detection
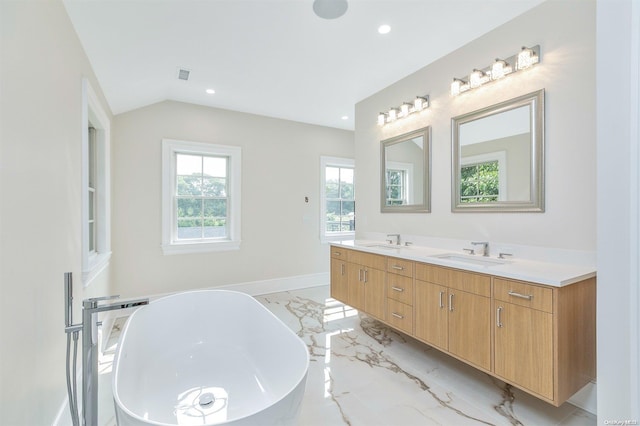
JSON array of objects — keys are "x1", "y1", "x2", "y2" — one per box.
[{"x1": 112, "y1": 290, "x2": 309, "y2": 426}]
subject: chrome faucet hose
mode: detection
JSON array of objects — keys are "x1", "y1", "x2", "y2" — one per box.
[
  {"x1": 64, "y1": 272, "x2": 81, "y2": 426},
  {"x1": 65, "y1": 333, "x2": 76, "y2": 426}
]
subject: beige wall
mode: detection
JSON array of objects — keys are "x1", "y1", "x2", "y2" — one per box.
[
  {"x1": 112, "y1": 101, "x2": 353, "y2": 298},
  {"x1": 0, "y1": 0, "x2": 113, "y2": 424},
  {"x1": 355, "y1": 0, "x2": 596, "y2": 250}
]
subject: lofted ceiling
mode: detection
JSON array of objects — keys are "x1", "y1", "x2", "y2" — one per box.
[{"x1": 63, "y1": 0, "x2": 544, "y2": 130}]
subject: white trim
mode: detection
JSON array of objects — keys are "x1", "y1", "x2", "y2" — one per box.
[
  {"x1": 81, "y1": 79, "x2": 111, "y2": 286},
  {"x1": 216, "y1": 272, "x2": 329, "y2": 296},
  {"x1": 161, "y1": 139, "x2": 242, "y2": 255},
  {"x1": 568, "y1": 381, "x2": 597, "y2": 415},
  {"x1": 320, "y1": 156, "x2": 355, "y2": 243},
  {"x1": 111, "y1": 273, "x2": 329, "y2": 307},
  {"x1": 629, "y1": 0, "x2": 640, "y2": 413},
  {"x1": 386, "y1": 160, "x2": 414, "y2": 204},
  {"x1": 161, "y1": 240, "x2": 240, "y2": 255},
  {"x1": 461, "y1": 151, "x2": 507, "y2": 201}
]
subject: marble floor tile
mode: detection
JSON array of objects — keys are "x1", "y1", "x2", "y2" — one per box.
[
  {"x1": 95, "y1": 284, "x2": 596, "y2": 426},
  {"x1": 254, "y1": 285, "x2": 596, "y2": 426}
]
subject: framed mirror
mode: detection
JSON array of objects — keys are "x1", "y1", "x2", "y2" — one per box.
[
  {"x1": 452, "y1": 89, "x2": 544, "y2": 212},
  {"x1": 381, "y1": 126, "x2": 431, "y2": 213}
]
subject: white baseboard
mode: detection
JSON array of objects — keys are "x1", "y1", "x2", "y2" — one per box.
[
  {"x1": 215, "y1": 272, "x2": 329, "y2": 296},
  {"x1": 568, "y1": 381, "x2": 597, "y2": 415}
]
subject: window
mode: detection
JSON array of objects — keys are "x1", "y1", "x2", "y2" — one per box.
[
  {"x1": 82, "y1": 79, "x2": 111, "y2": 286},
  {"x1": 88, "y1": 126, "x2": 97, "y2": 253},
  {"x1": 320, "y1": 157, "x2": 355, "y2": 241},
  {"x1": 460, "y1": 151, "x2": 507, "y2": 203},
  {"x1": 384, "y1": 161, "x2": 413, "y2": 206},
  {"x1": 460, "y1": 161, "x2": 500, "y2": 203},
  {"x1": 162, "y1": 139, "x2": 241, "y2": 254},
  {"x1": 385, "y1": 169, "x2": 406, "y2": 205}
]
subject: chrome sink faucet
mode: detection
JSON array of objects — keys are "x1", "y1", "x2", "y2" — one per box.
[
  {"x1": 387, "y1": 233, "x2": 401, "y2": 245},
  {"x1": 471, "y1": 241, "x2": 489, "y2": 256}
]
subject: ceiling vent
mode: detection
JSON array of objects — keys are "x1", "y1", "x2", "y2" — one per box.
[{"x1": 177, "y1": 68, "x2": 191, "y2": 81}]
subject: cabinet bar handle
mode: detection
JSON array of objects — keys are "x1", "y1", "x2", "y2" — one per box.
[
  {"x1": 391, "y1": 312, "x2": 404, "y2": 319},
  {"x1": 341, "y1": 264, "x2": 345, "y2": 275},
  {"x1": 497, "y1": 306, "x2": 503, "y2": 327},
  {"x1": 391, "y1": 286, "x2": 404, "y2": 292},
  {"x1": 391, "y1": 265, "x2": 404, "y2": 270},
  {"x1": 333, "y1": 251, "x2": 342, "y2": 256},
  {"x1": 358, "y1": 269, "x2": 362, "y2": 282},
  {"x1": 363, "y1": 269, "x2": 368, "y2": 283},
  {"x1": 449, "y1": 293, "x2": 454, "y2": 311},
  {"x1": 508, "y1": 291, "x2": 533, "y2": 300},
  {"x1": 439, "y1": 291, "x2": 444, "y2": 309}
]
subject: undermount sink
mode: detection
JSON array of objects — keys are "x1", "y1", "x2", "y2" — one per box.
[{"x1": 431, "y1": 253, "x2": 508, "y2": 266}]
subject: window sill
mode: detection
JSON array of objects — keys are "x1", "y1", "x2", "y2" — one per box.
[
  {"x1": 162, "y1": 240, "x2": 241, "y2": 255},
  {"x1": 321, "y1": 232, "x2": 355, "y2": 244},
  {"x1": 83, "y1": 251, "x2": 112, "y2": 287}
]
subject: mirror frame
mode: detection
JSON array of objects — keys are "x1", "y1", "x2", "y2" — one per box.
[
  {"x1": 451, "y1": 89, "x2": 545, "y2": 212},
  {"x1": 380, "y1": 126, "x2": 431, "y2": 213}
]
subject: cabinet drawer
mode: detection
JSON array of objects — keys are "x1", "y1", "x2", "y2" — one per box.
[
  {"x1": 448, "y1": 270, "x2": 491, "y2": 297},
  {"x1": 494, "y1": 278, "x2": 553, "y2": 313},
  {"x1": 330, "y1": 246, "x2": 349, "y2": 259},
  {"x1": 415, "y1": 263, "x2": 449, "y2": 285},
  {"x1": 387, "y1": 257, "x2": 414, "y2": 278},
  {"x1": 347, "y1": 250, "x2": 387, "y2": 270},
  {"x1": 387, "y1": 274, "x2": 413, "y2": 305},
  {"x1": 386, "y1": 299, "x2": 413, "y2": 335}
]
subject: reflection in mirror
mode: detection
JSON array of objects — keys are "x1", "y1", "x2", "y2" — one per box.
[
  {"x1": 452, "y1": 89, "x2": 544, "y2": 212},
  {"x1": 381, "y1": 127, "x2": 431, "y2": 213}
]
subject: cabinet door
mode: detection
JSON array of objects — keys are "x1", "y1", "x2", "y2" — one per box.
[
  {"x1": 415, "y1": 280, "x2": 448, "y2": 351},
  {"x1": 346, "y1": 265, "x2": 385, "y2": 318},
  {"x1": 448, "y1": 290, "x2": 491, "y2": 371},
  {"x1": 363, "y1": 268, "x2": 386, "y2": 319},
  {"x1": 495, "y1": 302, "x2": 554, "y2": 400},
  {"x1": 330, "y1": 258, "x2": 348, "y2": 303},
  {"x1": 347, "y1": 263, "x2": 365, "y2": 311}
]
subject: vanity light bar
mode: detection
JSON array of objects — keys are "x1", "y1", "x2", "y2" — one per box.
[
  {"x1": 450, "y1": 45, "x2": 540, "y2": 96},
  {"x1": 378, "y1": 95, "x2": 429, "y2": 126}
]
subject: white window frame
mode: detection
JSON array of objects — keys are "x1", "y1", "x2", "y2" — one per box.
[
  {"x1": 461, "y1": 151, "x2": 507, "y2": 201},
  {"x1": 320, "y1": 156, "x2": 355, "y2": 243},
  {"x1": 82, "y1": 79, "x2": 111, "y2": 286},
  {"x1": 162, "y1": 139, "x2": 241, "y2": 255},
  {"x1": 385, "y1": 160, "x2": 414, "y2": 205}
]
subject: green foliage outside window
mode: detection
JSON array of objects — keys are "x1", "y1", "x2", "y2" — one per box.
[
  {"x1": 386, "y1": 169, "x2": 405, "y2": 205},
  {"x1": 176, "y1": 154, "x2": 228, "y2": 239},
  {"x1": 326, "y1": 166, "x2": 355, "y2": 232},
  {"x1": 460, "y1": 161, "x2": 499, "y2": 203}
]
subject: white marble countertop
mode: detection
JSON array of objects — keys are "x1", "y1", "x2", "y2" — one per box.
[{"x1": 330, "y1": 240, "x2": 596, "y2": 287}]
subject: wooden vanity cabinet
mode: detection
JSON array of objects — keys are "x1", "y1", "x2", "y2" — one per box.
[
  {"x1": 414, "y1": 263, "x2": 492, "y2": 371},
  {"x1": 330, "y1": 247, "x2": 349, "y2": 302},
  {"x1": 414, "y1": 280, "x2": 448, "y2": 350},
  {"x1": 385, "y1": 257, "x2": 414, "y2": 334},
  {"x1": 493, "y1": 277, "x2": 596, "y2": 405},
  {"x1": 329, "y1": 245, "x2": 596, "y2": 407},
  {"x1": 345, "y1": 249, "x2": 386, "y2": 319}
]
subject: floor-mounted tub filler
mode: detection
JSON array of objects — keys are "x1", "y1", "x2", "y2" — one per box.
[{"x1": 112, "y1": 290, "x2": 310, "y2": 426}]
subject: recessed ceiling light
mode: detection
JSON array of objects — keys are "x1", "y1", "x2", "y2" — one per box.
[
  {"x1": 205, "y1": 89, "x2": 215, "y2": 94},
  {"x1": 341, "y1": 116, "x2": 349, "y2": 120},
  {"x1": 378, "y1": 24, "x2": 391, "y2": 35}
]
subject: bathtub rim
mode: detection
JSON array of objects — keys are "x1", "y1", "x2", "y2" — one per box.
[{"x1": 111, "y1": 289, "x2": 310, "y2": 426}]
